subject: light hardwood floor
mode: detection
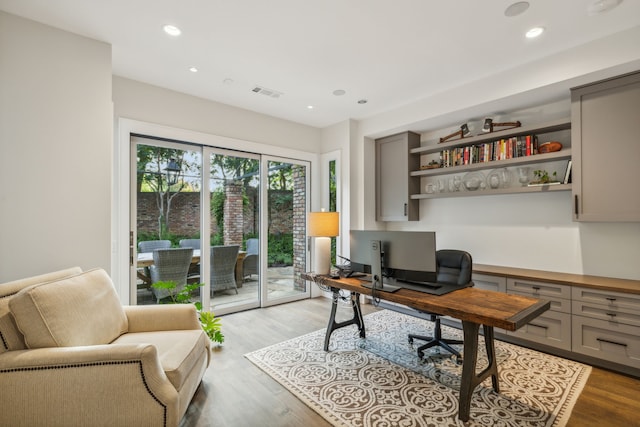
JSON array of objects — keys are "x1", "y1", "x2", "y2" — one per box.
[{"x1": 181, "y1": 297, "x2": 640, "y2": 427}]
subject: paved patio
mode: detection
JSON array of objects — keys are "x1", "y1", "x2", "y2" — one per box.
[{"x1": 137, "y1": 266, "x2": 304, "y2": 308}]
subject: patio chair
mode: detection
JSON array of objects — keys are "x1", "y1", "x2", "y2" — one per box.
[
  {"x1": 180, "y1": 239, "x2": 201, "y2": 283},
  {"x1": 243, "y1": 238, "x2": 259, "y2": 282},
  {"x1": 211, "y1": 245, "x2": 240, "y2": 295},
  {"x1": 137, "y1": 240, "x2": 172, "y2": 289},
  {"x1": 179, "y1": 239, "x2": 201, "y2": 250},
  {"x1": 150, "y1": 248, "x2": 194, "y2": 302},
  {"x1": 138, "y1": 240, "x2": 171, "y2": 253}
]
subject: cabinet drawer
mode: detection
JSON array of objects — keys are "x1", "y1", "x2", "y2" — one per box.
[
  {"x1": 472, "y1": 273, "x2": 506, "y2": 293},
  {"x1": 572, "y1": 300, "x2": 640, "y2": 327},
  {"x1": 507, "y1": 278, "x2": 571, "y2": 300},
  {"x1": 572, "y1": 287, "x2": 640, "y2": 311},
  {"x1": 508, "y1": 310, "x2": 571, "y2": 351},
  {"x1": 572, "y1": 315, "x2": 640, "y2": 369},
  {"x1": 509, "y1": 289, "x2": 571, "y2": 313}
]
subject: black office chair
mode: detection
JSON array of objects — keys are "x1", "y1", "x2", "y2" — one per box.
[{"x1": 408, "y1": 249, "x2": 473, "y2": 363}]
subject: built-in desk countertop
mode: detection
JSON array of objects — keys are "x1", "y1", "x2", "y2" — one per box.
[{"x1": 474, "y1": 264, "x2": 640, "y2": 294}]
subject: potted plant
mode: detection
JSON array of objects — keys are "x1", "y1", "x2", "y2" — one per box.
[
  {"x1": 151, "y1": 281, "x2": 224, "y2": 344},
  {"x1": 531, "y1": 169, "x2": 558, "y2": 185}
]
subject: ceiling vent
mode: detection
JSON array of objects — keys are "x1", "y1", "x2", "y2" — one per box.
[{"x1": 252, "y1": 85, "x2": 283, "y2": 99}]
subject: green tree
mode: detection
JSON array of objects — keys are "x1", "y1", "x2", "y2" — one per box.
[{"x1": 137, "y1": 146, "x2": 198, "y2": 239}]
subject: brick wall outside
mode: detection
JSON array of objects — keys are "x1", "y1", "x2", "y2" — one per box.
[
  {"x1": 137, "y1": 188, "x2": 293, "y2": 239},
  {"x1": 292, "y1": 165, "x2": 306, "y2": 290}
]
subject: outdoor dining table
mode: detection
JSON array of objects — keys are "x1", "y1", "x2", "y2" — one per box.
[{"x1": 137, "y1": 249, "x2": 247, "y2": 287}]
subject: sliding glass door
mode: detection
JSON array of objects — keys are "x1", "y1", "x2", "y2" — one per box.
[
  {"x1": 132, "y1": 137, "x2": 204, "y2": 305},
  {"x1": 206, "y1": 147, "x2": 261, "y2": 314},
  {"x1": 130, "y1": 138, "x2": 310, "y2": 313},
  {"x1": 262, "y1": 156, "x2": 311, "y2": 306}
]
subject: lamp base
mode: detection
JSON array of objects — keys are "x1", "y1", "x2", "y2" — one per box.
[{"x1": 313, "y1": 237, "x2": 331, "y2": 275}]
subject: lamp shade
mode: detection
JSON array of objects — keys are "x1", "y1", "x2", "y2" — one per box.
[{"x1": 307, "y1": 211, "x2": 339, "y2": 237}]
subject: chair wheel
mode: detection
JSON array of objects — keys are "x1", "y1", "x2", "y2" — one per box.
[
  {"x1": 454, "y1": 355, "x2": 463, "y2": 365},
  {"x1": 408, "y1": 337, "x2": 414, "y2": 344}
]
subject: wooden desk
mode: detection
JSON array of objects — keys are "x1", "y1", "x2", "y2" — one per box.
[{"x1": 302, "y1": 273, "x2": 550, "y2": 422}]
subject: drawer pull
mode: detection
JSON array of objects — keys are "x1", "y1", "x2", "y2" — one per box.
[
  {"x1": 596, "y1": 338, "x2": 627, "y2": 348},
  {"x1": 532, "y1": 286, "x2": 541, "y2": 291},
  {"x1": 606, "y1": 297, "x2": 617, "y2": 302},
  {"x1": 606, "y1": 313, "x2": 617, "y2": 318},
  {"x1": 529, "y1": 323, "x2": 548, "y2": 330}
]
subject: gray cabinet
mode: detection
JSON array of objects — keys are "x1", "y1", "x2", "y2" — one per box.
[
  {"x1": 571, "y1": 287, "x2": 640, "y2": 370},
  {"x1": 571, "y1": 71, "x2": 640, "y2": 222},
  {"x1": 506, "y1": 278, "x2": 572, "y2": 351},
  {"x1": 375, "y1": 132, "x2": 420, "y2": 221}
]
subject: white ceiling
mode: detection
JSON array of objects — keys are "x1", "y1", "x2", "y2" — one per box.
[{"x1": 1, "y1": 0, "x2": 639, "y2": 129}]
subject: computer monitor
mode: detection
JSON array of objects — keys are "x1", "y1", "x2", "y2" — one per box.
[{"x1": 349, "y1": 230, "x2": 437, "y2": 292}]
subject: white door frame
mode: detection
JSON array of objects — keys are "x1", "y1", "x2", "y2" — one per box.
[{"x1": 114, "y1": 118, "x2": 318, "y2": 304}]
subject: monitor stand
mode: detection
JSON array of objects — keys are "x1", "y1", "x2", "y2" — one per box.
[{"x1": 361, "y1": 240, "x2": 401, "y2": 293}]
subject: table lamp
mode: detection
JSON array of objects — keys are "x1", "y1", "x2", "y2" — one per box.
[{"x1": 308, "y1": 211, "x2": 339, "y2": 275}]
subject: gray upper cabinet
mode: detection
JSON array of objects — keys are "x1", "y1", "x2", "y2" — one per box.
[
  {"x1": 375, "y1": 131, "x2": 420, "y2": 221},
  {"x1": 571, "y1": 71, "x2": 640, "y2": 222}
]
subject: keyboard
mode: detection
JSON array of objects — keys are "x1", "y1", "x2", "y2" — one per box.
[{"x1": 397, "y1": 280, "x2": 472, "y2": 296}]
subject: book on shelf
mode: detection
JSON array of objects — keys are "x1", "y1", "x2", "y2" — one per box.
[
  {"x1": 437, "y1": 133, "x2": 545, "y2": 169},
  {"x1": 563, "y1": 160, "x2": 572, "y2": 184}
]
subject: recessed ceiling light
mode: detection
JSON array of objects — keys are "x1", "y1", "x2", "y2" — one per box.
[
  {"x1": 223, "y1": 78, "x2": 234, "y2": 85},
  {"x1": 357, "y1": 99, "x2": 368, "y2": 104},
  {"x1": 189, "y1": 67, "x2": 198, "y2": 73},
  {"x1": 525, "y1": 27, "x2": 544, "y2": 38},
  {"x1": 587, "y1": 0, "x2": 622, "y2": 15},
  {"x1": 163, "y1": 24, "x2": 181, "y2": 36},
  {"x1": 333, "y1": 89, "x2": 346, "y2": 96},
  {"x1": 504, "y1": 2, "x2": 530, "y2": 17},
  {"x1": 307, "y1": 105, "x2": 314, "y2": 109}
]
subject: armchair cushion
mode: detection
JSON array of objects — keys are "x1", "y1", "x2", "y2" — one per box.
[
  {"x1": 9, "y1": 268, "x2": 128, "y2": 349},
  {"x1": 113, "y1": 329, "x2": 208, "y2": 391},
  {"x1": 0, "y1": 267, "x2": 82, "y2": 354}
]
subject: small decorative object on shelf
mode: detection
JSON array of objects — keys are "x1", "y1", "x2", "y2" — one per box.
[
  {"x1": 463, "y1": 171, "x2": 486, "y2": 191},
  {"x1": 486, "y1": 169, "x2": 503, "y2": 189},
  {"x1": 439, "y1": 123, "x2": 470, "y2": 143},
  {"x1": 481, "y1": 118, "x2": 522, "y2": 133},
  {"x1": 420, "y1": 159, "x2": 441, "y2": 170},
  {"x1": 528, "y1": 169, "x2": 559, "y2": 186},
  {"x1": 518, "y1": 167, "x2": 530, "y2": 187},
  {"x1": 538, "y1": 141, "x2": 563, "y2": 153}
]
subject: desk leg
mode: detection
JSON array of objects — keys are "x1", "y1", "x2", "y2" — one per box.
[
  {"x1": 323, "y1": 289, "x2": 365, "y2": 351},
  {"x1": 458, "y1": 322, "x2": 500, "y2": 422}
]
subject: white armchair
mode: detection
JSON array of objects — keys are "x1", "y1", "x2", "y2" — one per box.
[{"x1": 0, "y1": 267, "x2": 210, "y2": 427}]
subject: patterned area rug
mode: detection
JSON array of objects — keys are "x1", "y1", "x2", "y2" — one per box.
[{"x1": 245, "y1": 309, "x2": 591, "y2": 427}]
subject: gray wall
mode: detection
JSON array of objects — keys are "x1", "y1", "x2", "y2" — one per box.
[{"x1": 0, "y1": 12, "x2": 112, "y2": 282}]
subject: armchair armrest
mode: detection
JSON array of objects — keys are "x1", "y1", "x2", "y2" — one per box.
[
  {"x1": 0, "y1": 344, "x2": 180, "y2": 426},
  {"x1": 124, "y1": 304, "x2": 201, "y2": 333}
]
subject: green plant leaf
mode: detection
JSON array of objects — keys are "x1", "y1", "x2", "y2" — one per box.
[{"x1": 149, "y1": 281, "x2": 223, "y2": 344}]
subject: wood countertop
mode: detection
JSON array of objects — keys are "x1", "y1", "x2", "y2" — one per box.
[
  {"x1": 303, "y1": 274, "x2": 550, "y2": 331},
  {"x1": 474, "y1": 264, "x2": 640, "y2": 295}
]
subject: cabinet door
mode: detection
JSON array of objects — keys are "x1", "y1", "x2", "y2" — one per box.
[
  {"x1": 375, "y1": 132, "x2": 420, "y2": 221},
  {"x1": 572, "y1": 315, "x2": 640, "y2": 369},
  {"x1": 571, "y1": 71, "x2": 640, "y2": 221},
  {"x1": 472, "y1": 273, "x2": 506, "y2": 293},
  {"x1": 508, "y1": 310, "x2": 572, "y2": 351}
]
